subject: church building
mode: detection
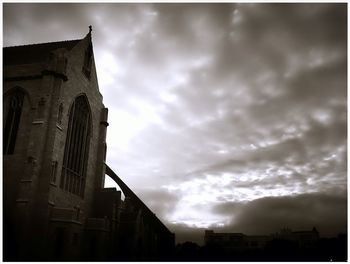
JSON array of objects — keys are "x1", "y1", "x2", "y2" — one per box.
[{"x1": 3, "y1": 27, "x2": 175, "y2": 261}]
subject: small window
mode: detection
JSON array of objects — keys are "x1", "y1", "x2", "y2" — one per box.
[
  {"x1": 57, "y1": 103, "x2": 63, "y2": 125},
  {"x1": 37, "y1": 97, "x2": 46, "y2": 119},
  {"x1": 82, "y1": 43, "x2": 93, "y2": 79},
  {"x1": 51, "y1": 161, "x2": 58, "y2": 183},
  {"x1": 4, "y1": 90, "x2": 24, "y2": 155},
  {"x1": 103, "y1": 143, "x2": 107, "y2": 161}
]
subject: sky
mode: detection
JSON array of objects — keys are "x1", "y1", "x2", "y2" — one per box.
[{"x1": 3, "y1": 3, "x2": 347, "y2": 244}]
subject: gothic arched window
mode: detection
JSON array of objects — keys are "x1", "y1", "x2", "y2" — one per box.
[
  {"x1": 4, "y1": 90, "x2": 25, "y2": 155},
  {"x1": 60, "y1": 95, "x2": 91, "y2": 197}
]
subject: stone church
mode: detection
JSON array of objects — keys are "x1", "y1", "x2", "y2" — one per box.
[{"x1": 3, "y1": 28, "x2": 175, "y2": 261}]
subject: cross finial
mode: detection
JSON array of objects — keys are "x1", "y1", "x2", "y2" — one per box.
[{"x1": 89, "y1": 25, "x2": 92, "y2": 34}]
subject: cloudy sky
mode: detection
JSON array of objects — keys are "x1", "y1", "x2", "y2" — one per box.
[{"x1": 3, "y1": 3, "x2": 347, "y2": 244}]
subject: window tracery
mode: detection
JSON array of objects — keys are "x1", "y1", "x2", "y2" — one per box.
[{"x1": 60, "y1": 95, "x2": 91, "y2": 197}]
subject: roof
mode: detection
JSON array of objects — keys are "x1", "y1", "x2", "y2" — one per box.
[{"x1": 3, "y1": 39, "x2": 81, "y2": 66}]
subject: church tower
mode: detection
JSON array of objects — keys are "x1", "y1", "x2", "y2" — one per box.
[
  {"x1": 3, "y1": 27, "x2": 108, "y2": 260},
  {"x1": 4, "y1": 27, "x2": 174, "y2": 261}
]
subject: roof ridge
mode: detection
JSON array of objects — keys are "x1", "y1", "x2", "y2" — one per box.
[{"x1": 4, "y1": 38, "x2": 82, "y2": 49}]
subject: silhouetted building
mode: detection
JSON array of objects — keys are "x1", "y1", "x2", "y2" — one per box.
[
  {"x1": 272, "y1": 227, "x2": 319, "y2": 249},
  {"x1": 205, "y1": 230, "x2": 270, "y2": 251},
  {"x1": 203, "y1": 228, "x2": 329, "y2": 261},
  {"x1": 205, "y1": 227, "x2": 319, "y2": 251},
  {"x1": 3, "y1": 28, "x2": 174, "y2": 261},
  {"x1": 174, "y1": 241, "x2": 201, "y2": 261}
]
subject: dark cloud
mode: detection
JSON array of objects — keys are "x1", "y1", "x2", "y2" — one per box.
[
  {"x1": 4, "y1": 3, "x2": 88, "y2": 44},
  {"x1": 172, "y1": 192, "x2": 347, "y2": 245},
  {"x1": 213, "y1": 192, "x2": 347, "y2": 237}
]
